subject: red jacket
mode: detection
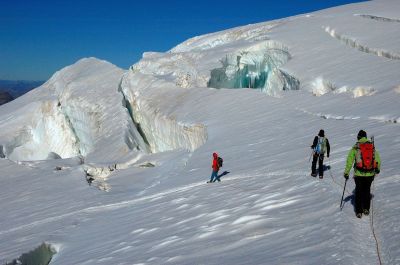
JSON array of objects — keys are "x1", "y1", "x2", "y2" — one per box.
[{"x1": 212, "y1": 152, "x2": 219, "y2": 171}]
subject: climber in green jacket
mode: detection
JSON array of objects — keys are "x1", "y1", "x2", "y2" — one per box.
[{"x1": 344, "y1": 130, "x2": 381, "y2": 218}]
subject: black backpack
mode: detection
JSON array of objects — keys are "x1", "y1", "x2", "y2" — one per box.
[{"x1": 217, "y1": 157, "x2": 223, "y2": 167}]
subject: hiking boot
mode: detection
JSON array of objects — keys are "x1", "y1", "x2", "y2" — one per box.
[
  {"x1": 319, "y1": 175, "x2": 323, "y2": 179},
  {"x1": 356, "y1": 213, "x2": 362, "y2": 218},
  {"x1": 363, "y1": 209, "x2": 370, "y2": 216},
  {"x1": 311, "y1": 173, "x2": 317, "y2": 177}
]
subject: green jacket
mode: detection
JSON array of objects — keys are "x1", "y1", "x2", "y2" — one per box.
[{"x1": 344, "y1": 137, "x2": 381, "y2": 177}]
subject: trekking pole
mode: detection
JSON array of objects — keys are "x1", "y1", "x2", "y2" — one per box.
[
  {"x1": 340, "y1": 178, "x2": 348, "y2": 210},
  {"x1": 308, "y1": 148, "x2": 314, "y2": 162},
  {"x1": 328, "y1": 157, "x2": 333, "y2": 179}
]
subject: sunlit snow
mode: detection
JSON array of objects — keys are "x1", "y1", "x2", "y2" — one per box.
[{"x1": 1, "y1": 1, "x2": 400, "y2": 264}]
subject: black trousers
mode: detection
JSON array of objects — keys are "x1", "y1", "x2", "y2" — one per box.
[
  {"x1": 354, "y1": 176, "x2": 374, "y2": 214},
  {"x1": 311, "y1": 154, "x2": 324, "y2": 176}
]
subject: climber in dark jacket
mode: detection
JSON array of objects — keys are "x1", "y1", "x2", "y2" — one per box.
[{"x1": 311, "y1": 129, "x2": 330, "y2": 178}]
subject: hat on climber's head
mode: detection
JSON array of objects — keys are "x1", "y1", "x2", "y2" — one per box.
[{"x1": 357, "y1": 130, "x2": 367, "y2": 140}]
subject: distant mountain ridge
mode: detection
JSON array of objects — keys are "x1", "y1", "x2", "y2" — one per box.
[
  {"x1": 0, "y1": 91, "x2": 13, "y2": 105},
  {"x1": 0, "y1": 79, "x2": 44, "y2": 98}
]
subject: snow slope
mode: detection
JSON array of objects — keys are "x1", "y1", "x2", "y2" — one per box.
[{"x1": 1, "y1": 0, "x2": 399, "y2": 264}]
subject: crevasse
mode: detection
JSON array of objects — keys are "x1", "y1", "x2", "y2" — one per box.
[
  {"x1": 118, "y1": 80, "x2": 150, "y2": 153},
  {"x1": 120, "y1": 75, "x2": 207, "y2": 153},
  {"x1": 5, "y1": 243, "x2": 56, "y2": 265}
]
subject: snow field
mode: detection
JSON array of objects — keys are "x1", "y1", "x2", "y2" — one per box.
[{"x1": 1, "y1": 0, "x2": 400, "y2": 264}]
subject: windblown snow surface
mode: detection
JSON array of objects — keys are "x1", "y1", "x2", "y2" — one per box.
[{"x1": 1, "y1": 0, "x2": 400, "y2": 264}]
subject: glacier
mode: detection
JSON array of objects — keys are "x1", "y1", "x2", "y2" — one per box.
[
  {"x1": 0, "y1": 58, "x2": 131, "y2": 162},
  {"x1": 1, "y1": 0, "x2": 400, "y2": 264},
  {"x1": 0, "y1": 58, "x2": 208, "y2": 165},
  {"x1": 207, "y1": 41, "x2": 299, "y2": 96}
]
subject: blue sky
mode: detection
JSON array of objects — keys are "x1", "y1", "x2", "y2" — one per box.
[{"x1": 0, "y1": 0, "x2": 364, "y2": 81}]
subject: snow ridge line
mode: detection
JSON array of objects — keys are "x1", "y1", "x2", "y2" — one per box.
[
  {"x1": 369, "y1": 116, "x2": 399, "y2": 125},
  {"x1": 324, "y1": 26, "x2": 400, "y2": 60},
  {"x1": 298, "y1": 108, "x2": 399, "y2": 125},
  {"x1": 297, "y1": 108, "x2": 360, "y2": 121},
  {"x1": 355, "y1": 14, "x2": 400, "y2": 23}
]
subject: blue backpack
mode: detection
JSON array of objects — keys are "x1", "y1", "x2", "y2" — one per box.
[{"x1": 315, "y1": 137, "x2": 326, "y2": 155}]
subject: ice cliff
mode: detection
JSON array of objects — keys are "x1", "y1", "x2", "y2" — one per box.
[
  {"x1": 0, "y1": 58, "x2": 140, "y2": 163},
  {"x1": 0, "y1": 57, "x2": 208, "y2": 168}
]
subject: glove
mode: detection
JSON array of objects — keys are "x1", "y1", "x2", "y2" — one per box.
[
  {"x1": 344, "y1": 173, "x2": 349, "y2": 180},
  {"x1": 375, "y1": 168, "x2": 380, "y2": 174},
  {"x1": 310, "y1": 146, "x2": 314, "y2": 149}
]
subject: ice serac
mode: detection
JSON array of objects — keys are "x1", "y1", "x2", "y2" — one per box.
[
  {"x1": 0, "y1": 58, "x2": 146, "y2": 163},
  {"x1": 5, "y1": 101, "x2": 80, "y2": 161},
  {"x1": 207, "y1": 41, "x2": 299, "y2": 96},
  {"x1": 121, "y1": 71, "x2": 207, "y2": 153}
]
